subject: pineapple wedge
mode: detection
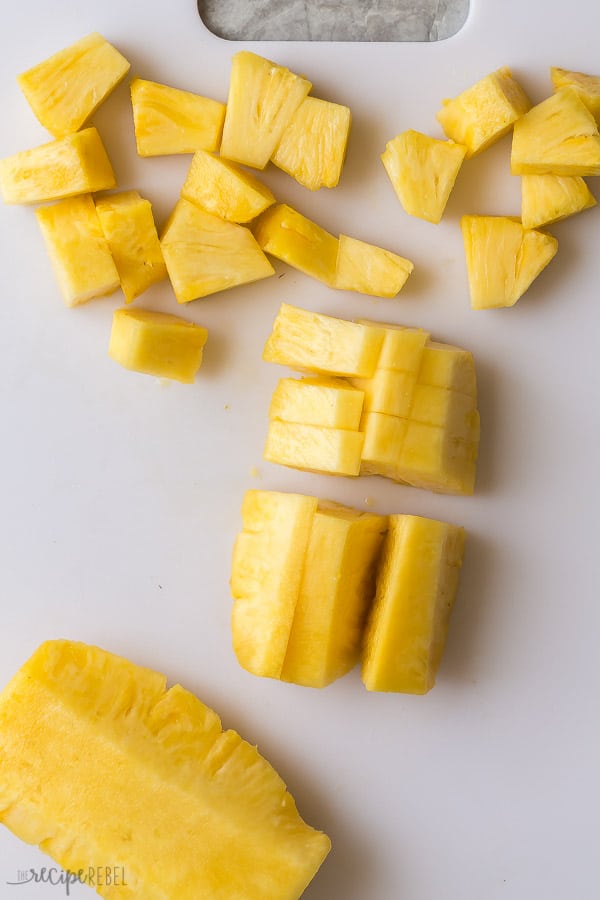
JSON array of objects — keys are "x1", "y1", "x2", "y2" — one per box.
[
  {"x1": 436, "y1": 66, "x2": 531, "y2": 157},
  {"x1": 254, "y1": 204, "x2": 339, "y2": 286},
  {"x1": 0, "y1": 127, "x2": 115, "y2": 205},
  {"x1": 264, "y1": 420, "x2": 364, "y2": 477},
  {"x1": 131, "y1": 77, "x2": 226, "y2": 156},
  {"x1": 181, "y1": 150, "x2": 275, "y2": 223},
  {"x1": 35, "y1": 194, "x2": 119, "y2": 306},
  {"x1": 521, "y1": 173, "x2": 596, "y2": 228},
  {"x1": 335, "y1": 234, "x2": 414, "y2": 297},
  {"x1": 269, "y1": 377, "x2": 365, "y2": 429},
  {"x1": 17, "y1": 32, "x2": 130, "y2": 138},
  {"x1": 511, "y1": 88, "x2": 600, "y2": 175},
  {"x1": 551, "y1": 66, "x2": 600, "y2": 123},
  {"x1": 0, "y1": 640, "x2": 331, "y2": 898},
  {"x1": 272, "y1": 96, "x2": 351, "y2": 190},
  {"x1": 220, "y1": 51, "x2": 311, "y2": 169},
  {"x1": 461, "y1": 215, "x2": 558, "y2": 309},
  {"x1": 95, "y1": 191, "x2": 167, "y2": 302},
  {"x1": 109, "y1": 308, "x2": 208, "y2": 383},
  {"x1": 381, "y1": 130, "x2": 466, "y2": 223},
  {"x1": 362, "y1": 515, "x2": 465, "y2": 694},
  {"x1": 161, "y1": 199, "x2": 274, "y2": 302}
]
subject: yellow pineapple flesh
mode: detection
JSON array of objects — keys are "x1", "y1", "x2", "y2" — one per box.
[
  {"x1": 109, "y1": 308, "x2": 208, "y2": 383},
  {"x1": 551, "y1": 66, "x2": 600, "y2": 123},
  {"x1": 418, "y1": 341, "x2": 477, "y2": 398},
  {"x1": 395, "y1": 420, "x2": 479, "y2": 495},
  {"x1": 351, "y1": 369, "x2": 418, "y2": 418},
  {"x1": 334, "y1": 234, "x2": 414, "y2": 297},
  {"x1": 521, "y1": 173, "x2": 596, "y2": 228},
  {"x1": 130, "y1": 78, "x2": 226, "y2": 156},
  {"x1": 359, "y1": 321, "x2": 430, "y2": 372},
  {"x1": 181, "y1": 149, "x2": 275, "y2": 223},
  {"x1": 360, "y1": 412, "x2": 409, "y2": 479},
  {"x1": 264, "y1": 420, "x2": 364, "y2": 477},
  {"x1": 0, "y1": 640, "x2": 331, "y2": 898},
  {"x1": 269, "y1": 377, "x2": 364, "y2": 429},
  {"x1": 253, "y1": 204, "x2": 339, "y2": 286}
]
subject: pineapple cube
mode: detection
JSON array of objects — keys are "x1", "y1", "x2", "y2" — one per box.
[
  {"x1": 410, "y1": 383, "x2": 478, "y2": 436},
  {"x1": 160, "y1": 199, "x2": 274, "y2": 302},
  {"x1": 551, "y1": 66, "x2": 600, "y2": 123},
  {"x1": 130, "y1": 78, "x2": 226, "y2": 156},
  {"x1": 269, "y1": 377, "x2": 364, "y2": 430},
  {"x1": 511, "y1": 88, "x2": 600, "y2": 175},
  {"x1": 396, "y1": 420, "x2": 479, "y2": 494},
  {"x1": 281, "y1": 504, "x2": 387, "y2": 688},
  {"x1": 253, "y1": 204, "x2": 339, "y2": 287},
  {"x1": 521, "y1": 173, "x2": 596, "y2": 228},
  {"x1": 334, "y1": 234, "x2": 414, "y2": 297},
  {"x1": 0, "y1": 640, "x2": 330, "y2": 897},
  {"x1": 35, "y1": 194, "x2": 119, "y2": 306},
  {"x1": 220, "y1": 51, "x2": 311, "y2": 169},
  {"x1": 264, "y1": 303, "x2": 385, "y2": 378},
  {"x1": 436, "y1": 66, "x2": 531, "y2": 157},
  {"x1": 461, "y1": 215, "x2": 558, "y2": 309},
  {"x1": 109, "y1": 308, "x2": 208, "y2": 383},
  {"x1": 95, "y1": 191, "x2": 167, "y2": 302},
  {"x1": 0, "y1": 127, "x2": 115, "y2": 205},
  {"x1": 17, "y1": 32, "x2": 130, "y2": 138},
  {"x1": 231, "y1": 490, "x2": 318, "y2": 678},
  {"x1": 362, "y1": 515, "x2": 465, "y2": 693},
  {"x1": 360, "y1": 412, "x2": 408, "y2": 479},
  {"x1": 264, "y1": 420, "x2": 364, "y2": 477},
  {"x1": 271, "y1": 96, "x2": 351, "y2": 190},
  {"x1": 418, "y1": 341, "x2": 477, "y2": 398},
  {"x1": 359, "y1": 321, "x2": 430, "y2": 372},
  {"x1": 181, "y1": 150, "x2": 275, "y2": 223},
  {"x1": 381, "y1": 130, "x2": 466, "y2": 224},
  {"x1": 351, "y1": 369, "x2": 417, "y2": 418}
]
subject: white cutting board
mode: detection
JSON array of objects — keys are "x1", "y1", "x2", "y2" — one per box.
[{"x1": 1, "y1": 1, "x2": 599, "y2": 897}]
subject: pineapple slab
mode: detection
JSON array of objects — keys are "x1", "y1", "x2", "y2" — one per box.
[
  {"x1": 269, "y1": 376, "x2": 365, "y2": 430},
  {"x1": 436, "y1": 66, "x2": 531, "y2": 157},
  {"x1": 381, "y1": 130, "x2": 466, "y2": 224},
  {"x1": 264, "y1": 420, "x2": 364, "y2": 477},
  {"x1": 550, "y1": 66, "x2": 600, "y2": 124},
  {"x1": 109, "y1": 308, "x2": 208, "y2": 383},
  {"x1": 220, "y1": 51, "x2": 312, "y2": 169},
  {"x1": 0, "y1": 640, "x2": 331, "y2": 898},
  {"x1": 35, "y1": 194, "x2": 119, "y2": 306},
  {"x1": 160, "y1": 199, "x2": 274, "y2": 302},
  {"x1": 0, "y1": 127, "x2": 116, "y2": 205},
  {"x1": 181, "y1": 149, "x2": 275, "y2": 223},
  {"x1": 351, "y1": 369, "x2": 417, "y2": 419},
  {"x1": 95, "y1": 190, "x2": 167, "y2": 302},
  {"x1": 254, "y1": 204, "x2": 339, "y2": 287},
  {"x1": 521, "y1": 173, "x2": 596, "y2": 229},
  {"x1": 130, "y1": 78, "x2": 226, "y2": 156},
  {"x1": 271, "y1": 95, "x2": 351, "y2": 191},
  {"x1": 334, "y1": 234, "x2": 414, "y2": 297},
  {"x1": 17, "y1": 32, "x2": 130, "y2": 138},
  {"x1": 362, "y1": 515, "x2": 465, "y2": 694}
]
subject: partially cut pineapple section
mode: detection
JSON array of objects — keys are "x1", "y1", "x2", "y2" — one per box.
[
  {"x1": 521, "y1": 173, "x2": 596, "y2": 228},
  {"x1": 0, "y1": 640, "x2": 331, "y2": 898},
  {"x1": 109, "y1": 308, "x2": 208, "y2": 383},
  {"x1": 181, "y1": 150, "x2": 275, "y2": 223},
  {"x1": 550, "y1": 66, "x2": 600, "y2": 123},
  {"x1": 254, "y1": 203, "x2": 339, "y2": 286},
  {"x1": 272, "y1": 96, "x2": 351, "y2": 190},
  {"x1": 334, "y1": 234, "x2": 414, "y2": 297},
  {"x1": 17, "y1": 32, "x2": 130, "y2": 138}
]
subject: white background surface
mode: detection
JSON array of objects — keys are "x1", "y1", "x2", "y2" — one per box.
[{"x1": 1, "y1": 1, "x2": 599, "y2": 898}]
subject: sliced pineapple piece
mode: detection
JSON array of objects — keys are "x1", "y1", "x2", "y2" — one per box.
[
  {"x1": 0, "y1": 127, "x2": 115, "y2": 205},
  {"x1": 95, "y1": 190, "x2": 166, "y2": 302},
  {"x1": 360, "y1": 412, "x2": 408, "y2": 479},
  {"x1": 521, "y1": 173, "x2": 596, "y2": 229},
  {"x1": 271, "y1": 96, "x2": 351, "y2": 190},
  {"x1": 436, "y1": 66, "x2": 531, "y2": 157},
  {"x1": 418, "y1": 341, "x2": 477, "y2": 398},
  {"x1": 264, "y1": 420, "x2": 364, "y2": 477},
  {"x1": 551, "y1": 66, "x2": 600, "y2": 123},
  {"x1": 253, "y1": 203, "x2": 339, "y2": 286},
  {"x1": 220, "y1": 51, "x2": 311, "y2": 169},
  {"x1": 351, "y1": 369, "x2": 417, "y2": 418},
  {"x1": 362, "y1": 515, "x2": 465, "y2": 693},
  {"x1": 381, "y1": 130, "x2": 466, "y2": 223},
  {"x1": 109, "y1": 308, "x2": 208, "y2": 383},
  {"x1": 359, "y1": 321, "x2": 430, "y2": 373},
  {"x1": 35, "y1": 194, "x2": 119, "y2": 306},
  {"x1": 269, "y1": 377, "x2": 364, "y2": 430},
  {"x1": 511, "y1": 88, "x2": 600, "y2": 175},
  {"x1": 396, "y1": 420, "x2": 479, "y2": 494},
  {"x1": 410, "y1": 383, "x2": 478, "y2": 436},
  {"x1": 461, "y1": 215, "x2": 558, "y2": 309},
  {"x1": 160, "y1": 199, "x2": 274, "y2": 302},
  {"x1": 17, "y1": 32, "x2": 130, "y2": 138},
  {"x1": 181, "y1": 150, "x2": 275, "y2": 223},
  {"x1": 0, "y1": 640, "x2": 331, "y2": 897},
  {"x1": 130, "y1": 78, "x2": 226, "y2": 156},
  {"x1": 335, "y1": 234, "x2": 414, "y2": 297}
]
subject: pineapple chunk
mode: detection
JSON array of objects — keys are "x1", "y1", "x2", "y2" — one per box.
[
  {"x1": 263, "y1": 303, "x2": 385, "y2": 378},
  {"x1": 511, "y1": 88, "x2": 600, "y2": 175},
  {"x1": 359, "y1": 321, "x2": 430, "y2": 372},
  {"x1": 436, "y1": 66, "x2": 531, "y2": 157},
  {"x1": 95, "y1": 191, "x2": 166, "y2": 302},
  {"x1": 109, "y1": 308, "x2": 208, "y2": 383},
  {"x1": 0, "y1": 640, "x2": 330, "y2": 897},
  {"x1": 351, "y1": 369, "x2": 417, "y2": 418},
  {"x1": 551, "y1": 66, "x2": 600, "y2": 123},
  {"x1": 521, "y1": 173, "x2": 596, "y2": 228},
  {"x1": 0, "y1": 127, "x2": 115, "y2": 205},
  {"x1": 231, "y1": 490, "x2": 318, "y2": 678},
  {"x1": 181, "y1": 150, "x2": 275, "y2": 223},
  {"x1": 281, "y1": 504, "x2": 387, "y2": 688},
  {"x1": 269, "y1": 377, "x2": 364, "y2": 429},
  {"x1": 418, "y1": 341, "x2": 477, "y2": 398},
  {"x1": 220, "y1": 51, "x2": 311, "y2": 169},
  {"x1": 410, "y1": 383, "x2": 477, "y2": 434},
  {"x1": 396, "y1": 420, "x2": 479, "y2": 494},
  {"x1": 130, "y1": 77, "x2": 226, "y2": 156},
  {"x1": 335, "y1": 234, "x2": 414, "y2": 297},
  {"x1": 271, "y1": 96, "x2": 351, "y2": 190},
  {"x1": 362, "y1": 515, "x2": 465, "y2": 693},
  {"x1": 461, "y1": 215, "x2": 558, "y2": 309},
  {"x1": 360, "y1": 412, "x2": 408, "y2": 479},
  {"x1": 160, "y1": 199, "x2": 274, "y2": 302},
  {"x1": 253, "y1": 204, "x2": 339, "y2": 286},
  {"x1": 17, "y1": 32, "x2": 130, "y2": 138},
  {"x1": 35, "y1": 194, "x2": 119, "y2": 306},
  {"x1": 381, "y1": 130, "x2": 466, "y2": 224},
  {"x1": 264, "y1": 420, "x2": 364, "y2": 477}
]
